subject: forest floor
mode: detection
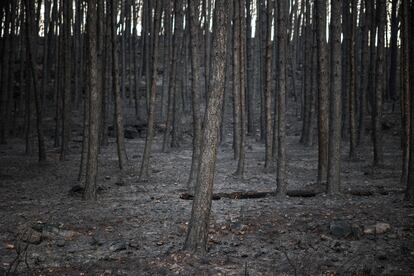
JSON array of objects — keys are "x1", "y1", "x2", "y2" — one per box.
[{"x1": 1, "y1": 109, "x2": 414, "y2": 275}]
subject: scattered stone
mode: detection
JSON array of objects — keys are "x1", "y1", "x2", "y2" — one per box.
[
  {"x1": 320, "y1": 234, "x2": 331, "y2": 241},
  {"x1": 109, "y1": 240, "x2": 127, "y2": 252},
  {"x1": 364, "y1": 223, "x2": 391, "y2": 235},
  {"x1": 230, "y1": 222, "x2": 248, "y2": 233},
  {"x1": 56, "y1": 239, "x2": 66, "y2": 247}
]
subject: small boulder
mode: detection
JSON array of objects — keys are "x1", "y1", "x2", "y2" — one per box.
[
  {"x1": 364, "y1": 222, "x2": 391, "y2": 235},
  {"x1": 56, "y1": 239, "x2": 66, "y2": 247},
  {"x1": 109, "y1": 240, "x2": 127, "y2": 252}
]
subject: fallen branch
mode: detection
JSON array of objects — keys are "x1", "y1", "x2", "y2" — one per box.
[{"x1": 180, "y1": 190, "x2": 320, "y2": 200}]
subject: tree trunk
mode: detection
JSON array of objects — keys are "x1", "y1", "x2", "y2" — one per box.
[
  {"x1": 187, "y1": 0, "x2": 203, "y2": 191},
  {"x1": 139, "y1": 0, "x2": 162, "y2": 180},
  {"x1": 276, "y1": 0, "x2": 288, "y2": 197},
  {"x1": 83, "y1": 0, "x2": 101, "y2": 200},
  {"x1": 401, "y1": 0, "x2": 411, "y2": 186},
  {"x1": 163, "y1": 0, "x2": 184, "y2": 151},
  {"x1": 184, "y1": 0, "x2": 229, "y2": 254},
  {"x1": 405, "y1": 0, "x2": 414, "y2": 201},
  {"x1": 357, "y1": 0, "x2": 370, "y2": 146},
  {"x1": 300, "y1": 0, "x2": 315, "y2": 146},
  {"x1": 327, "y1": 0, "x2": 342, "y2": 194},
  {"x1": 0, "y1": 3, "x2": 11, "y2": 144},
  {"x1": 111, "y1": 0, "x2": 128, "y2": 170},
  {"x1": 24, "y1": 0, "x2": 47, "y2": 162},
  {"x1": 372, "y1": 0, "x2": 385, "y2": 167},
  {"x1": 264, "y1": 0, "x2": 274, "y2": 172},
  {"x1": 235, "y1": 0, "x2": 247, "y2": 176},
  {"x1": 245, "y1": 0, "x2": 255, "y2": 136},
  {"x1": 348, "y1": 0, "x2": 357, "y2": 159},
  {"x1": 388, "y1": 0, "x2": 398, "y2": 102},
  {"x1": 232, "y1": 0, "x2": 241, "y2": 161},
  {"x1": 315, "y1": 0, "x2": 329, "y2": 184},
  {"x1": 60, "y1": 0, "x2": 72, "y2": 160}
]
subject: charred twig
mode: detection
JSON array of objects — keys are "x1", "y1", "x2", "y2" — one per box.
[
  {"x1": 7, "y1": 229, "x2": 31, "y2": 275},
  {"x1": 282, "y1": 250, "x2": 297, "y2": 276}
]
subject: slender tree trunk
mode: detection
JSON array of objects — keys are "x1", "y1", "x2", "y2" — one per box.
[
  {"x1": 246, "y1": 0, "x2": 255, "y2": 135},
  {"x1": 372, "y1": 0, "x2": 385, "y2": 166},
  {"x1": 139, "y1": 0, "x2": 162, "y2": 180},
  {"x1": 160, "y1": 0, "x2": 172, "y2": 122},
  {"x1": 348, "y1": 0, "x2": 357, "y2": 159},
  {"x1": 232, "y1": 0, "x2": 241, "y2": 161},
  {"x1": 60, "y1": 0, "x2": 72, "y2": 160},
  {"x1": 170, "y1": 0, "x2": 185, "y2": 149},
  {"x1": 327, "y1": 0, "x2": 342, "y2": 194},
  {"x1": 184, "y1": 0, "x2": 228, "y2": 254},
  {"x1": 401, "y1": 0, "x2": 411, "y2": 186},
  {"x1": 187, "y1": 0, "x2": 203, "y2": 191},
  {"x1": 341, "y1": 0, "x2": 350, "y2": 140},
  {"x1": 203, "y1": 0, "x2": 212, "y2": 95},
  {"x1": 388, "y1": 0, "x2": 398, "y2": 102},
  {"x1": 0, "y1": 3, "x2": 11, "y2": 144},
  {"x1": 357, "y1": 0, "x2": 370, "y2": 146},
  {"x1": 24, "y1": 0, "x2": 47, "y2": 162},
  {"x1": 315, "y1": 0, "x2": 329, "y2": 184},
  {"x1": 264, "y1": 0, "x2": 274, "y2": 172},
  {"x1": 405, "y1": 0, "x2": 414, "y2": 201},
  {"x1": 276, "y1": 0, "x2": 288, "y2": 196},
  {"x1": 111, "y1": 0, "x2": 128, "y2": 170},
  {"x1": 84, "y1": 0, "x2": 100, "y2": 200},
  {"x1": 235, "y1": 0, "x2": 247, "y2": 176},
  {"x1": 74, "y1": 0, "x2": 82, "y2": 110},
  {"x1": 163, "y1": 0, "x2": 184, "y2": 151},
  {"x1": 300, "y1": 0, "x2": 315, "y2": 146},
  {"x1": 367, "y1": 1, "x2": 376, "y2": 122}
]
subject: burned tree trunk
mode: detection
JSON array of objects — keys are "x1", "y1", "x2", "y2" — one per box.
[
  {"x1": 372, "y1": 0, "x2": 385, "y2": 167},
  {"x1": 327, "y1": 0, "x2": 342, "y2": 194},
  {"x1": 139, "y1": 0, "x2": 162, "y2": 180},
  {"x1": 315, "y1": 0, "x2": 329, "y2": 184},
  {"x1": 235, "y1": 0, "x2": 247, "y2": 176},
  {"x1": 60, "y1": 0, "x2": 72, "y2": 160},
  {"x1": 276, "y1": 0, "x2": 288, "y2": 197},
  {"x1": 111, "y1": 0, "x2": 128, "y2": 170},
  {"x1": 264, "y1": 0, "x2": 274, "y2": 172},
  {"x1": 404, "y1": 0, "x2": 414, "y2": 201},
  {"x1": 348, "y1": 0, "x2": 357, "y2": 160},
  {"x1": 24, "y1": 0, "x2": 46, "y2": 162},
  {"x1": 83, "y1": 0, "x2": 101, "y2": 200},
  {"x1": 187, "y1": 0, "x2": 203, "y2": 191},
  {"x1": 184, "y1": 0, "x2": 229, "y2": 254}
]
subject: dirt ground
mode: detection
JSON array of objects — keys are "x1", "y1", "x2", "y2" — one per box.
[{"x1": 1, "y1": 109, "x2": 414, "y2": 275}]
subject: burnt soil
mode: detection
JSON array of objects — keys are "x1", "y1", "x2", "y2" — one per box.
[{"x1": 1, "y1": 109, "x2": 414, "y2": 275}]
